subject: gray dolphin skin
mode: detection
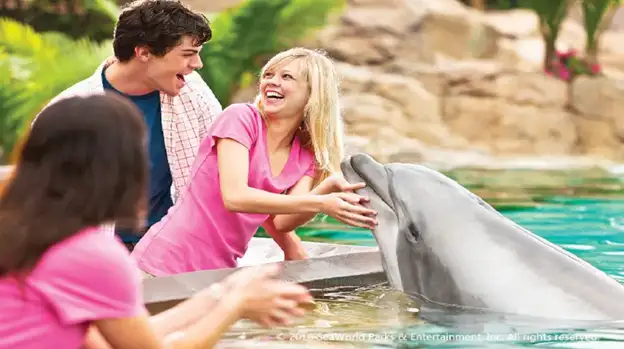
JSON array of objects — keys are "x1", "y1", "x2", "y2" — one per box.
[{"x1": 340, "y1": 153, "x2": 624, "y2": 322}]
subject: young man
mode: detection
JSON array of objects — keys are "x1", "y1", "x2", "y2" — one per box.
[{"x1": 34, "y1": 0, "x2": 223, "y2": 248}]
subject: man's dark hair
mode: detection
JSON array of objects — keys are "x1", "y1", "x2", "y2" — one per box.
[
  {"x1": 113, "y1": 0, "x2": 212, "y2": 62},
  {"x1": 0, "y1": 92, "x2": 148, "y2": 277}
]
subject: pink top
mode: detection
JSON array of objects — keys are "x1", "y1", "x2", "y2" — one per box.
[
  {"x1": 0, "y1": 227, "x2": 145, "y2": 349},
  {"x1": 131, "y1": 103, "x2": 317, "y2": 276}
]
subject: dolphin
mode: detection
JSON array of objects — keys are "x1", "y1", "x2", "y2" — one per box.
[{"x1": 340, "y1": 153, "x2": 624, "y2": 324}]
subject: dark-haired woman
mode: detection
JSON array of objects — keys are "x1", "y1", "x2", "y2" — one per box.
[{"x1": 0, "y1": 92, "x2": 311, "y2": 349}]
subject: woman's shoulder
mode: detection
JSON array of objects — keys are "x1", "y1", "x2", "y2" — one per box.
[
  {"x1": 221, "y1": 102, "x2": 262, "y2": 121},
  {"x1": 208, "y1": 102, "x2": 264, "y2": 144},
  {"x1": 213, "y1": 103, "x2": 263, "y2": 132},
  {"x1": 36, "y1": 227, "x2": 134, "y2": 278},
  {"x1": 29, "y1": 227, "x2": 144, "y2": 323}
]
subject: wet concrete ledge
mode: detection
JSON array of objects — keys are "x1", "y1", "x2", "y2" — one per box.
[{"x1": 143, "y1": 239, "x2": 384, "y2": 314}]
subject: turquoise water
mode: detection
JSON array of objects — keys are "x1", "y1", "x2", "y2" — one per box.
[{"x1": 235, "y1": 168, "x2": 624, "y2": 348}]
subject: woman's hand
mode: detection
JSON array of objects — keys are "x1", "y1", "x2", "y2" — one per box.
[
  {"x1": 321, "y1": 173, "x2": 377, "y2": 229},
  {"x1": 320, "y1": 192, "x2": 378, "y2": 230},
  {"x1": 218, "y1": 264, "x2": 313, "y2": 327}
]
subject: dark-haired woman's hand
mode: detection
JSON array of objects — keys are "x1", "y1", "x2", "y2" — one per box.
[
  {"x1": 320, "y1": 192, "x2": 377, "y2": 230},
  {"x1": 219, "y1": 264, "x2": 313, "y2": 327}
]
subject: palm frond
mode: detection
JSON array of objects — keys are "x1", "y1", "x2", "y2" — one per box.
[
  {"x1": 197, "y1": 0, "x2": 342, "y2": 105},
  {"x1": 82, "y1": 0, "x2": 121, "y2": 22},
  {"x1": 0, "y1": 18, "x2": 112, "y2": 162},
  {"x1": 198, "y1": 0, "x2": 291, "y2": 104},
  {"x1": 0, "y1": 17, "x2": 56, "y2": 59},
  {"x1": 0, "y1": 48, "x2": 29, "y2": 162}
]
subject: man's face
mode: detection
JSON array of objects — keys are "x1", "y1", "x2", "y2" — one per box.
[{"x1": 143, "y1": 36, "x2": 204, "y2": 96}]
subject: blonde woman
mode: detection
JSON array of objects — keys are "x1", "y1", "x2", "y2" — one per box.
[{"x1": 132, "y1": 47, "x2": 378, "y2": 278}]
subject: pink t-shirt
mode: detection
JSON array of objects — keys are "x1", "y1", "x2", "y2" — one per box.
[
  {"x1": 0, "y1": 227, "x2": 145, "y2": 349},
  {"x1": 131, "y1": 103, "x2": 317, "y2": 276}
]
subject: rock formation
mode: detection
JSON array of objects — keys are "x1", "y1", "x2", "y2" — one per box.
[{"x1": 307, "y1": 0, "x2": 624, "y2": 168}]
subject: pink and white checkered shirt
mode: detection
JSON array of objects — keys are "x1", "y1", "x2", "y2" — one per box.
[{"x1": 34, "y1": 60, "x2": 224, "y2": 236}]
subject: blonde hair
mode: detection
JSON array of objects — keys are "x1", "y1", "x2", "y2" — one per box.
[{"x1": 254, "y1": 47, "x2": 344, "y2": 185}]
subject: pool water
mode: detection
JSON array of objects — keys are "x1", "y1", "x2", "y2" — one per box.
[{"x1": 225, "y1": 168, "x2": 624, "y2": 348}]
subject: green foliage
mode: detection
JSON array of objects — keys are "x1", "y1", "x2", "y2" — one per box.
[
  {"x1": 0, "y1": 48, "x2": 27, "y2": 162},
  {"x1": 582, "y1": 0, "x2": 621, "y2": 62},
  {"x1": 0, "y1": 0, "x2": 343, "y2": 161},
  {"x1": 514, "y1": 0, "x2": 623, "y2": 76},
  {"x1": 197, "y1": 0, "x2": 344, "y2": 105},
  {"x1": 462, "y1": 0, "x2": 620, "y2": 78},
  {"x1": 0, "y1": 17, "x2": 112, "y2": 162},
  {"x1": 0, "y1": 0, "x2": 119, "y2": 42},
  {"x1": 82, "y1": 0, "x2": 121, "y2": 21},
  {"x1": 523, "y1": 0, "x2": 570, "y2": 71},
  {"x1": 23, "y1": 0, "x2": 120, "y2": 21},
  {"x1": 196, "y1": 0, "x2": 290, "y2": 105}
]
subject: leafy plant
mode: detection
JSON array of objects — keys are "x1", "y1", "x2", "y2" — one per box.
[
  {"x1": 581, "y1": 0, "x2": 620, "y2": 66},
  {"x1": 523, "y1": 0, "x2": 571, "y2": 73},
  {"x1": 1, "y1": 0, "x2": 119, "y2": 42},
  {"x1": 503, "y1": 0, "x2": 619, "y2": 81},
  {"x1": 0, "y1": 17, "x2": 112, "y2": 163},
  {"x1": 465, "y1": 0, "x2": 573, "y2": 74},
  {"x1": 82, "y1": 0, "x2": 121, "y2": 21},
  {"x1": 0, "y1": 48, "x2": 27, "y2": 162},
  {"x1": 545, "y1": 48, "x2": 602, "y2": 81},
  {"x1": 197, "y1": 0, "x2": 344, "y2": 105}
]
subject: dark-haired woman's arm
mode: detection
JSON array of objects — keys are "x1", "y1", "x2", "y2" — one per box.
[
  {"x1": 90, "y1": 297, "x2": 242, "y2": 349},
  {"x1": 87, "y1": 264, "x2": 312, "y2": 349},
  {"x1": 149, "y1": 283, "x2": 223, "y2": 335},
  {"x1": 83, "y1": 284, "x2": 227, "y2": 349}
]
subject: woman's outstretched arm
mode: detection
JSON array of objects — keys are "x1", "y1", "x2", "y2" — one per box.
[
  {"x1": 270, "y1": 173, "x2": 372, "y2": 233},
  {"x1": 83, "y1": 283, "x2": 229, "y2": 349},
  {"x1": 218, "y1": 138, "x2": 325, "y2": 214},
  {"x1": 89, "y1": 294, "x2": 243, "y2": 349},
  {"x1": 86, "y1": 265, "x2": 311, "y2": 349},
  {"x1": 217, "y1": 138, "x2": 376, "y2": 232},
  {"x1": 268, "y1": 175, "x2": 336, "y2": 233}
]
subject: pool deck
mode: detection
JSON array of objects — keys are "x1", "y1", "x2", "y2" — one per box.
[{"x1": 143, "y1": 238, "x2": 384, "y2": 314}]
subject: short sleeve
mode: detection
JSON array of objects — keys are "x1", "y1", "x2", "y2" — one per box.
[
  {"x1": 32, "y1": 231, "x2": 145, "y2": 325},
  {"x1": 210, "y1": 103, "x2": 260, "y2": 150}
]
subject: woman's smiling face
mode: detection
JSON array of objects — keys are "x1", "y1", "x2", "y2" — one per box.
[{"x1": 259, "y1": 58, "x2": 310, "y2": 120}]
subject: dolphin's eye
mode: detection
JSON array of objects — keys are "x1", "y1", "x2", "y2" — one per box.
[{"x1": 406, "y1": 221, "x2": 420, "y2": 243}]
